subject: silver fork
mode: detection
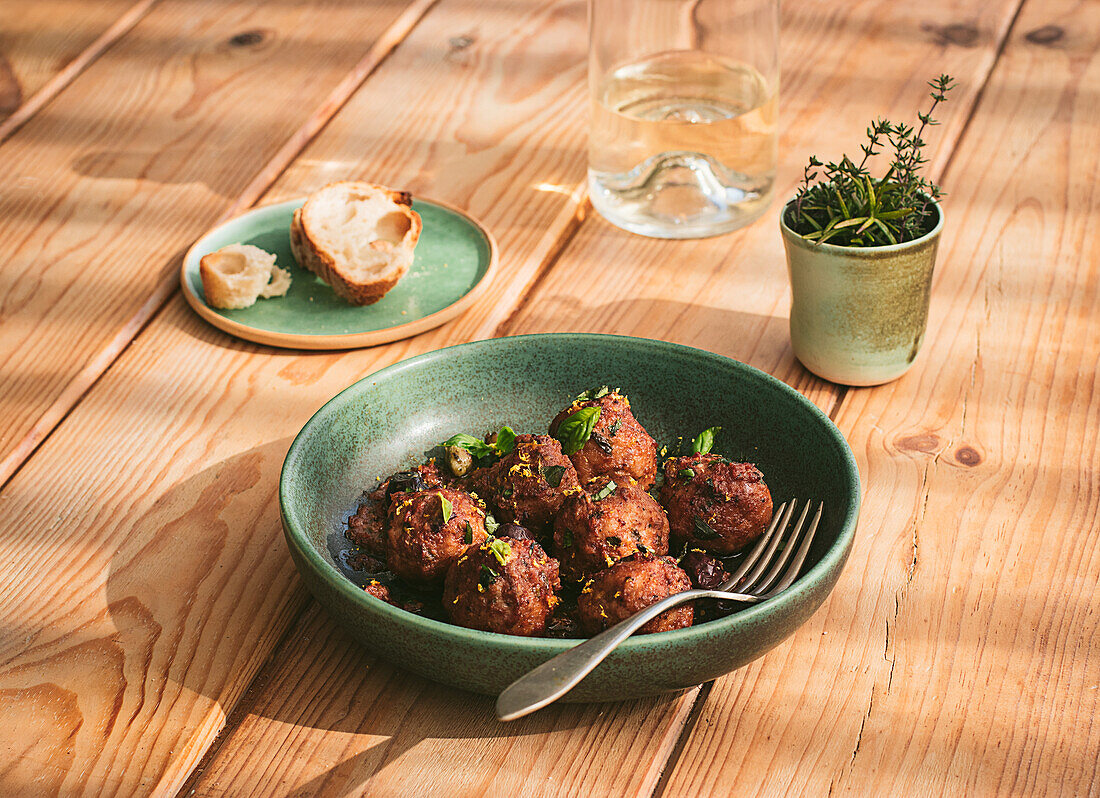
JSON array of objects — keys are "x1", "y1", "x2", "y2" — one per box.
[{"x1": 496, "y1": 499, "x2": 824, "y2": 721}]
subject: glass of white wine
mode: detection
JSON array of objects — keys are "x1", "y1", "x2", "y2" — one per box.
[{"x1": 588, "y1": 0, "x2": 779, "y2": 238}]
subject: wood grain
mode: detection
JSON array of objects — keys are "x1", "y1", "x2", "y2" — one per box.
[
  {"x1": 0, "y1": 0, "x2": 155, "y2": 133},
  {"x1": 0, "y1": 0, "x2": 595, "y2": 792},
  {"x1": 185, "y1": 605, "x2": 698, "y2": 798},
  {"x1": 0, "y1": 0, "x2": 434, "y2": 487},
  {"x1": 179, "y1": 0, "x2": 1031, "y2": 795},
  {"x1": 658, "y1": 0, "x2": 1100, "y2": 795}
]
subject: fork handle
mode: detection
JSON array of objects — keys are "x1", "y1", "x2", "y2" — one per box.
[{"x1": 495, "y1": 588, "x2": 762, "y2": 721}]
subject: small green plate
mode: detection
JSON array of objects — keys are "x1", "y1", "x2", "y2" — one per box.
[{"x1": 181, "y1": 197, "x2": 497, "y2": 349}]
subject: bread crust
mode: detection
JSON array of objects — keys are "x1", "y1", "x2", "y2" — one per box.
[{"x1": 292, "y1": 181, "x2": 422, "y2": 306}]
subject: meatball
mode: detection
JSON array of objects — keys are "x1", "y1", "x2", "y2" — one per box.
[
  {"x1": 550, "y1": 390, "x2": 657, "y2": 488},
  {"x1": 552, "y1": 476, "x2": 669, "y2": 582},
  {"x1": 347, "y1": 460, "x2": 447, "y2": 558},
  {"x1": 577, "y1": 555, "x2": 693, "y2": 635},
  {"x1": 443, "y1": 537, "x2": 561, "y2": 636},
  {"x1": 659, "y1": 454, "x2": 773, "y2": 555},
  {"x1": 474, "y1": 434, "x2": 581, "y2": 536},
  {"x1": 386, "y1": 487, "x2": 488, "y2": 585}
]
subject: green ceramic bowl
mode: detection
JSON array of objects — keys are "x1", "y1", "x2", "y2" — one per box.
[{"x1": 281, "y1": 334, "x2": 860, "y2": 702}]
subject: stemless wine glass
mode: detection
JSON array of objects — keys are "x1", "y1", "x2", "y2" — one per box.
[{"x1": 588, "y1": 0, "x2": 779, "y2": 238}]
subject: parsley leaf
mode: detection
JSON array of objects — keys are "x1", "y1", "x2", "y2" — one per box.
[
  {"x1": 554, "y1": 407, "x2": 601, "y2": 455},
  {"x1": 487, "y1": 538, "x2": 512, "y2": 565},
  {"x1": 691, "y1": 426, "x2": 722, "y2": 455},
  {"x1": 574, "y1": 385, "x2": 611, "y2": 402},
  {"x1": 693, "y1": 516, "x2": 720, "y2": 540},
  {"x1": 541, "y1": 464, "x2": 567, "y2": 488},
  {"x1": 479, "y1": 565, "x2": 499, "y2": 589}
]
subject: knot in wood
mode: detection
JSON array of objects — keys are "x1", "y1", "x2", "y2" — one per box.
[
  {"x1": 1024, "y1": 26, "x2": 1064, "y2": 46},
  {"x1": 954, "y1": 446, "x2": 982, "y2": 467},
  {"x1": 229, "y1": 30, "x2": 267, "y2": 48},
  {"x1": 922, "y1": 22, "x2": 980, "y2": 48}
]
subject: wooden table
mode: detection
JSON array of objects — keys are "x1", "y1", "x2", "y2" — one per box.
[{"x1": 1, "y1": 0, "x2": 1096, "y2": 794}]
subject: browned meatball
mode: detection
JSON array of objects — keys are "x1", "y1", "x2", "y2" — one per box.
[
  {"x1": 364, "y1": 580, "x2": 391, "y2": 602},
  {"x1": 550, "y1": 390, "x2": 657, "y2": 488},
  {"x1": 443, "y1": 537, "x2": 561, "y2": 636},
  {"x1": 474, "y1": 434, "x2": 581, "y2": 536},
  {"x1": 552, "y1": 476, "x2": 669, "y2": 582},
  {"x1": 577, "y1": 555, "x2": 693, "y2": 635},
  {"x1": 347, "y1": 460, "x2": 447, "y2": 557},
  {"x1": 386, "y1": 487, "x2": 488, "y2": 585},
  {"x1": 659, "y1": 454, "x2": 773, "y2": 555}
]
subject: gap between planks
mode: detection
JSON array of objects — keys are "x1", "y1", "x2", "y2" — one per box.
[
  {"x1": 633, "y1": 1, "x2": 1034, "y2": 792},
  {"x1": 0, "y1": 0, "x2": 160, "y2": 143},
  {"x1": 0, "y1": 0, "x2": 440, "y2": 491}
]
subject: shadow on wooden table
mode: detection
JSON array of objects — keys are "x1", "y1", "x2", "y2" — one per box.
[{"x1": 101, "y1": 436, "x2": 668, "y2": 793}]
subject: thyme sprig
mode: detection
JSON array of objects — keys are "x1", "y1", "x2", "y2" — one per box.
[{"x1": 786, "y1": 75, "x2": 955, "y2": 247}]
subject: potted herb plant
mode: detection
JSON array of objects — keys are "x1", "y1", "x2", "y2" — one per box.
[{"x1": 780, "y1": 75, "x2": 955, "y2": 386}]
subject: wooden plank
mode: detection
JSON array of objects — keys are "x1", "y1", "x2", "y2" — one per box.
[
  {"x1": 658, "y1": 0, "x2": 1100, "y2": 795},
  {"x1": 179, "y1": 0, "x2": 1028, "y2": 795},
  {"x1": 0, "y1": 0, "x2": 436, "y2": 487},
  {"x1": 185, "y1": 605, "x2": 697, "y2": 798},
  {"x1": 0, "y1": 0, "x2": 156, "y2": 137},
  {"x1": 0, "y1": 0, "x2": 594, "y2": 792}
]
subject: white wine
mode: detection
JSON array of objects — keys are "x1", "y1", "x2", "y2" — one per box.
[{"x1": 589, "y1": 51, "x2": 777, "y2": 238}]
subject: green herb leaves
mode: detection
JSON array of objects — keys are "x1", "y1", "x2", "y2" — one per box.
[
  {"x1": 574, "y1": 385, "x2": 611, "y2": 402},
  {"x1": 592, "y1": 480, "x2": 617, "y2": 501},
  {"x1": 693, "y1": 516, "x2": 720, "y2": 540},
  {"x1": 463, "y1": 521, "x2": 474, "y2": 545},
  {"x1": 787, "y1": 74, "x2": 956, "y2": 247},
  {"x1": 541, "y1": 464, "x2": 566, "y2": 488},
  {"x1": 440, "y1": 495, "x2": 453, "y2": 524},
  {"x1": 691, "y1": 427, "x2": 721, "y2": 455},
  {"x1": 679, "y1": 468, "x2": 696, "y2": 479},
  {"x1": 442, "y1": 426, "x2": 517, "y2": 459},
  {"x1": 555, "y1": 407, "x2": 601, "y2": 455},
  {"x1": 487, "y1": 538, "x2": 512, "y2": 565},
  {"x1": 479, "y1": 565, "x2": 498, "y2": 589},
  {"x1": 484, "y1": 513, "x2": 500, "y2": 536},
  {"x1": 608, "y1": 418, "x2": 622, "y2": 437}
]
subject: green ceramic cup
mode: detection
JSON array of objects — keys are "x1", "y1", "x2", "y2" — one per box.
[
  {"x1": 280, "y1": 334, "x2": 861, "y2": 702},
  {"x1": 780, "y1": 201, "x2": 944, "y2": 386}
]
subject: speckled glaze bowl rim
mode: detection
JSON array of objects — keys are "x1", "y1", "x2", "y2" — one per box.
[
  {"x1": 780, "y1": 195, "x2": 944, "y2": 257},
  {"x1": 280, "y1": 333, "x2": 861, "y2": 654}
]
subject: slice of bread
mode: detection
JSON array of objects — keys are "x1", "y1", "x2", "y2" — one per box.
[
  {"x1": 289, "y1": 181, "x2": 422, "y2": 306},
  {"x1": 199, "y1": 244, "x2": 291, "y2": 309}
]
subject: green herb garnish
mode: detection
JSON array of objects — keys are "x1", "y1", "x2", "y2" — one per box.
[
  {"x1": 605, "y1": 536, "x2": 622, "y2": 547},
  {"x1": 693, "y1": 516, "x2": 720, "y2": 540},
  {"x1": 463, "y1": 521, "x2": 474, "y2": 544},
  {"x1": 487, "y1": 538, "x2": 512, "y2": 565},
  {"x1": 485, "y1": 513, "x2": 500, "y2": 535},
  {"x1": 592, "y1": 480, "x2": 617, "y2": 501},
  {"x1": 574, "y1": 385, "x2": 611, "y2": 402},
  {"x1": 554, "y1": 407, "x2": 601, "y2": 455},
  {"x1": 786, "y1": 75, "x2": 955, "y2": 246},
  {"x1": 691, "y1": 427, "x2": 722, "y2": 455},
  {"x1": 495, "y1": 426, "x2": 517, "y2": 456},
  {"x1": 608, "y1": 418, "x2": 622, "y2": 437},
  {"x1": 442, "y1": 426, "x2": 517, "y2": 459},
  {"x1": 440, "y1": 495, "x2": 453, "y2": 524},
  {"x1": 679, "y1": 468, "x2": 695, "y2": 479},
  {"x1": 541, "y1": 464, "x2": 567, "y2": 488},
  {"x1": 479, "y1": 565, "x2": 499, "y2": 589}
]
